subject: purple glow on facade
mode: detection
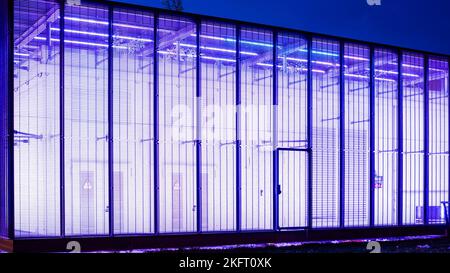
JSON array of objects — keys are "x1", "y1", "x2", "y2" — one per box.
[{"x1": 3, "y1": 0, "x2": 449, "y2": 244}]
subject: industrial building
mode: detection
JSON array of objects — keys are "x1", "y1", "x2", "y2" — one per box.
[{"x1": 0, "y1": 0, "x2": 449, "y2": 252}]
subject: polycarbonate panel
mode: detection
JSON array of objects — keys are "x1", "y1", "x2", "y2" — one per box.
[
  {"x1": 276, "y1": 32, "x2": 308, "y2": 228},
  {"x1": 240, "y1": 27, "x2": 273, "y2": 230},
  {"x1": 428, "y1": 57, "x2": 449, "y2": 224},
  {"x1": 158, "y1": 15, "x2": 197, "y2": 233},
  {"x1": 311, "y1": 38, "x2": 340, "y2": 228},
  {"x1": 200, "y1": 21, "x2": 236, "y2": 232},
  {"x1": 278, "y1": 151, "x2": 308, "y2": 228},
  {"x1": 112, "y1": 9, "x2": 154, "y2": 234},
  {"x1": 402, "y1": 52, "x2": 425, "y2": 225},
  {"x1": 343, "y1": 43, "x2": 370, "y2": 227},
  {"x1": 374, "y1": 48, "x2": 398, "y2": 226},
  {"x1": 277, "y1": 33, "x2": 308, "y2": 149},
  {"x1": 64, "y1": 3, "x2": 109, "y2": 235},
  {"x1": 13, "y1": 0, "x2": 61, "y2": 237}
]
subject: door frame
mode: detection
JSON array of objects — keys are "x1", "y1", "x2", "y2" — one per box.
[{"x1": 275, "y1": 147, "x2": 309, "y2": 230}]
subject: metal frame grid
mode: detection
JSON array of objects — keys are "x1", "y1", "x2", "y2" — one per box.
[{"x1": 2, "y1": 0, "x2": 450, "y2": 239}]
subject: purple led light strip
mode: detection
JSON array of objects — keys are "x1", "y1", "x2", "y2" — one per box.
[
  {"x1": 14, "y1": 52, "x2": 30, "y2": 56},
  {"x1": 34, "y1": 36, "x2": 127, "y2": 49},
  {"x1": 51, "y1": 28, "x2": 153, "y2": 43},
  {"x1": 345, "y1": 73, "x2": 396, "y2": 83},
  {"x1": 64, "y1": 16, "x2": 153, "y2": 31}
]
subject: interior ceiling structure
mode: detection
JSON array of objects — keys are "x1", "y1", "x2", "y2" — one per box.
[{"x1": 14, "y1": 0, "x2": 448, "y2": 90}]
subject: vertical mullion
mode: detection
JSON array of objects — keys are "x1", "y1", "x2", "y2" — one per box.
[
  {"x1": 424, "y1": 55, "x2": 430, "y2": 225},
  {"x1": 369, "y1": 46, "x2": 375, "y2": 227},
  {"x1": 7, "y1": 0, "x2": 14, "y2": 240},
  {"x1": 339, "y1": 41, "x2": 345, "y2": 228},
  {"x1": 236, "y1": 24, "x2": 242, "y2": 232},
  {"x1": 195, "y1": 18, "x2": 202, "y2": 233},
  {"x1": 306, "y1": 35, "x2": 313, "y2": 229},
  {"x1": 59, "y1": 0, "x2": 65, "y2": 237},
  {"x1": 397, "y1": 49, "x2": 403, "y2": 226},
  {"x1": 272, "y1": 30, "x2": 279, "y2": 231},
  {"x1": 153, "y1": 13, "x2": 159, "y2": 234},
  {"x1": 107, "y1": 5, "x2": 114, "y2": 237},
  {"x1": 448, "y1": 57, "x2": 450, "y2": 213}
]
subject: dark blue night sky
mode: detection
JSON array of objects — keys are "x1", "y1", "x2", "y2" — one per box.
[{"x1": 112, "y1": 0, "x2": 450, "y2": 55}]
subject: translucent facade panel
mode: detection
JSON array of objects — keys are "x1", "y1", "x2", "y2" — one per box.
[
  {"x1": 276, "y1": 32, "x2": 308, "y2": 228},
  {"x1": 374, "y1": 48, "x2": 398, "y2": 226},
  {"x1": 112, "y1": 9, "x2": 154, "y2": 234},
  {"x1": 311, "y1": 38, "x2": 340, "y2": 228},
  {"x1": 7, "y1": 0, "x2": 450, "y2": 239},
  {"x1": 200, "y1": 21, "x2": 236, "y2": 232},
  {"x1": 64, "y1": 3, "x2": 109, "y2": 235},
  {"x1": 13, "y1": 0, "x2": 61, "y2": 237},
  {"x1": 428, "y1": 57, "x2": 449, "y2": 224},
  {"x1": 402, "y1": 52, "x2": 425, "y2": 225},
  {"x1": 277, "y1": 33, "x2": 308, "y2": 148},
  {"x1": 343, "y1": 43, "x2": 370, "y2": 227},
  {"x1": 158, "y1": 15, "x2": 197, "y2": 233},
  {"x1": 240, "y1": 27, "x2": 273, "y2": 230},
  {"x1": 278, "y1": 150, "x2": 308, "y2": 228}
]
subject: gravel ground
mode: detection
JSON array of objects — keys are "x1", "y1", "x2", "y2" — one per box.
[
  {"x1": 99, "y1": 235, "x2": 450, "y2": 254},
  {"x1": 1, "y1": 235, "x2": 449, "y2": 253},
  {"x1": 255, "y1": 238, "x2": 450, "y2": 253}
]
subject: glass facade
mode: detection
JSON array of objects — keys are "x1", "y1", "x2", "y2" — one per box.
[
  {"x1": 200, "y1": 21, "x2": 237, "y2": 232},
  {"x1": 240, "y1": 27, "x2": 274, "y2": 230},
  {"x1": 402, "y1": 52, "x2": 425, "y2": 225},
  {"x1": 63, "y1": 1, "x2": 109, "y2": 236},
  {"x1": 374, "y1": 48, "x2": 399, "y2": 226},
  {"x1": 112, "y1": 7, "x2": 155, "y2": 235},
  {"x1": 344, "y1": 43, "x2": 370, "y2": 227},
  {"x1": 13, "y1": 0, "x2": 61, "y2": 237},
  {"x1": 428, "y1": 57, "x2": 449, "y2": 224},
  {"x1": 3, "y1": 0, "x2": 450, "y2": 238},
  {"x1": 276, "y1": 32, "x2": 308, "y2": 229},
  {"x1": 311, "y1": 38, "x2": 340, "y2": 228}
]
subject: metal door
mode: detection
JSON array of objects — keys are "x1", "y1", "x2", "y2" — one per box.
[{"x1": 277, "y1": 149, "x2": 308, "y2": 229}]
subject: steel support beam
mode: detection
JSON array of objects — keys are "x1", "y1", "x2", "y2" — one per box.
[
  {"x1": 59, "y1": 0, "x2": 65, "y2": 237},
  {"x1": 153, "y1": 13, "x2": 160, "y2": 234},
  {"x1": 306, "y1": 35, "x2": 313, "y2": 229},
  {"x1": 397, "y1": 49, "x2": 403, "y2": 226},
  {"x1": 143, "y1": 24, "x2": 195, "y2": 56},
  {"x1": 195, "y1": 18, "x2": 202, "y2": 233},
  {"x1": 107, "y1": 5, "x2": 114, "y2": 237},
  {"x1": 369, "y1": 46, "x2": 375, "y2": 227},
  {"x1": 339, "y1": 41, "x2": 345, "y2": 228},
  {"x1": 424, "y1": 55, "x2": 430, "y2": 225},
  {"x1": 7, "y1": 0, "x2": 15, "y2": 240},
  {"x1": 272, "y1": 30, "x2": 279, "y2": 231},
  {"x1": 236, "y1": 25, "x2": 242, "y2": 232},
  {"x1": 15, "y1": 6, "x2": 59, "y2": 48},
  {"x1": 0, "y1": 0, "x2": 13, "y2": 239}
]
